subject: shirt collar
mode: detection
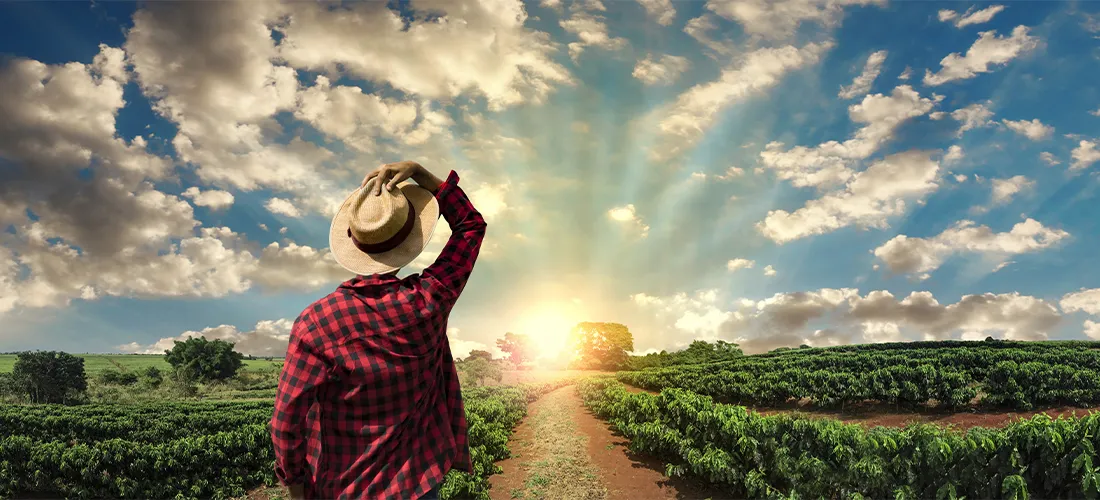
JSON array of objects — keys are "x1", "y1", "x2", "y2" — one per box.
[{"x1": 339, "y1": 273, "x2": 400, "y2": 290}]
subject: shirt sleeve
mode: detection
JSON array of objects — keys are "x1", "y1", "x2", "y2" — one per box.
[
  {"x1": 421, "y1": 170, "x2": 488, "y2": 305},
  {"x1": 270, "y1": 318, "x2": 329, "y2": 486}
]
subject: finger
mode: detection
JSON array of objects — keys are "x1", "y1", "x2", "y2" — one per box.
[
  {"x1": 361, "y1": 171, "x2": 378, "y2": 187},
  {"x1": 375, "y1": 169, "x2": 392, "y2": 195}
]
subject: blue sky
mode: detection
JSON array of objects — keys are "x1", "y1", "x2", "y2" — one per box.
[{"x1": 1, "y1": 0, "x2": 1099, "y2": 358}]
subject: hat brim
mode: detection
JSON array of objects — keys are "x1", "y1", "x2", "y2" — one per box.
[{"x1": 329, "y1": 183, "x2": 441, "y2": 276}]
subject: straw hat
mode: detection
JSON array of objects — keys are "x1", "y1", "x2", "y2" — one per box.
[{"x1": 329, "y1": 177, "x2": 440, "y2": 276}]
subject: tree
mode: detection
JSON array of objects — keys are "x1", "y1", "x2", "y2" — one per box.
[
  {"x1": 495, "y1": 332, "x2": 533, "y2": 367},
  {"x1": 163, "y1": 337, "x2": 244, "y2": 382},
  {"x1": 466, "y1": 349, "x2": 494, "y2": 362},
  {"x1": 567, "y1": 322, "x2": 634, "y2": 370},
  {"x1": 457, "y1": 357, "x2": 502, "y2": 387},
  {"x1": 141, "y1": 366, "x2": 163, "y2": 388},
  {"x1": 10, "y1": 351, "x2": 87, "y2": 404}
]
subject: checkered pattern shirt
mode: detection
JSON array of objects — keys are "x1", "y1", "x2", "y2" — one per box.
[{"x1": 271, "y1": 170, "x2": 485, "y2": 500}]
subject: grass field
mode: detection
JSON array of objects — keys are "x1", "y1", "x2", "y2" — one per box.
[{"x1": 0, "y1": 353, "x2": 283, "y2": 373}]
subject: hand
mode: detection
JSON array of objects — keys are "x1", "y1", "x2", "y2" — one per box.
[
  {"x1": 288, "y1": 483, "x2": 306, "y2": 500},
  {"x1": 362, "y1": 161, "x2": 423, "y2": 196}
]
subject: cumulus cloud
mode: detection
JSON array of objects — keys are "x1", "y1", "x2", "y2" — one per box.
[
  {"x1": 182, "y1": 187, "x2": 235, "y2": 210},
  {"x1": 938, "y1": 5, "x2": 1006, "y2": 28},
  {"x1": 727, "y1": 258, "x2": 755, "y2": 271},
  {"x1": 924, "y1": 26, "x2": 1039, "y2": 86},
  {"x1": 947, "y1": 102, "x2": 995, "y2": 136},
  {"x1": 560, "y1": 3, "x2": 629, "y2": 61},
  {"x1": 1060, "y1": 289, "x2": 1100, "y2": 340},
  {"x1": 1040, "y1": 151, "x2": 1060, "y2": 166},
  {"x1": 447, "y1": 327, "x2": 506, "y2": 360},
  {"x1": 1070, "y1": 140, "x2": 1100, "y2": 171},
  {"x1": 873, "y1": 218, "x2": 1069, "y2": 277},
  {"x1": 763, "y1": 265, "x2": 777, "y2": 277},
  {"x1": 608, "y1": 204, "x2": 650, "y2": 238},
  {"x1": 944, "y1": 145, "x2": 965, "y2": 163},
  {"x1": 646, "y1": 42, "x2": 830, "y2": 164},
  {"x1": 760, "y1": 85, "x2": 938, "y2": 190},
  {"x1": 277, "y1": 0, "x2": 574, "y2": 111},
  {"x1": 706, "y1": 0, "x2": 886, "y2": 41},
  {"x1": 294, "y1": 76, "x2": 453, "y2": 154},
  {"x1": 265, "y1": 198, "x2": 302, "y2": 218},
  {"x1": 633, "y1": 54, "x2": 691, "y2": 86},
  {"x1": 989, "y1": 175, "x2": 1035, "y2": 205},
  {"x1": 635, "y1": 0, "x2": 676, "y2": 25},
  {"x1": 632, "y1": 287, "x2": 1062, "y2": 353},
  {"x1": 838, "y1": 50, "x2": 887, "y2": 99},
  {"x1": 1002, "y1": 118, "x2": 1054, "y2": 141},
  {"x1": 119, "y1": 318, "x2": 295, "y2": 357},
  {"x1": 758, "y1": 150, "x2": 941, "y2": 244},
  {"x1": 1061, "y1": 288, "x2": 1100, "y2": 315}
]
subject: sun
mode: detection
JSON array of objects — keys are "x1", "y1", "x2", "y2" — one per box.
[{"x1": 516, "y1": 303, "x2": 582, "y2": 366}]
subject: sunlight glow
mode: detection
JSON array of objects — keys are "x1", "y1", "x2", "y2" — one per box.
[{"x1": 516, "y1": 302, "x2": 585, "y2": 367}]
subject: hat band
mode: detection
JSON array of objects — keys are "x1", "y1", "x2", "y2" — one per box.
[{"x1": 347, "y1": 202, "x2": 416, "y2": 254}]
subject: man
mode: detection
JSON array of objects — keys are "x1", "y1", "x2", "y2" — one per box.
[{"x1": 271, "y1": 161, "x2": 487, "y2": 500}]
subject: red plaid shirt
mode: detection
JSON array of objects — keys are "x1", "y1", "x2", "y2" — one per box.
[{"x1": 271, "y1": 170, "x2": 485, "y2": 500}]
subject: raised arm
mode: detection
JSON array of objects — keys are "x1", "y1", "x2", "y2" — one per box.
[
  {"x1": 363, "y1": 161, "x2": 487, "y2": 304},
  {"x1": 420, "y1": 169, "x2": 486, "y2": 304}
]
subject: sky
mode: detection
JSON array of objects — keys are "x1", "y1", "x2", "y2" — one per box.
[{"x1": 1, "y1": 0, "x2": 1100, "y2": 360}]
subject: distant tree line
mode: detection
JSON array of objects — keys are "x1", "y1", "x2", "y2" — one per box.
[
  {"x1": 625, "y1": 340, "x2": 744, "y2": 370},
  {"x1": 0, "y1": 338, "x2": 249, "y2": 404}
]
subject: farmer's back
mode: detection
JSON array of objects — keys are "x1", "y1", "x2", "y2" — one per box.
[{"x1": 271, "y1": 164, "x2": 487, "y2": 500}]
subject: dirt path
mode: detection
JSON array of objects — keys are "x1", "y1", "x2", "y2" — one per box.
[
  {"x1": 490, "y1": 386, "x2": 607, "y2": 499},
  {"x1": 490, "y1": 386, "x2": 729, "y2": 500}
]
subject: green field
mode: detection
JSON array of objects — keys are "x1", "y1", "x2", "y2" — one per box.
[{"x1": 0, "y1": 353, "x2": 283, "y2": 373}]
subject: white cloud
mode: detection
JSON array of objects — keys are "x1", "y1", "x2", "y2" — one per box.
[
  {"x1": 898, "y1": 66, "x2": 912, "y2": 80},
  {"x1": 706, "y1": 0, "x2": 886, "y2": 41},
  {"x1": 683, "y1": 14, "x2": 735, "y2": 57},
  {"x1": 265, "y1": 198, "x2": 302, "y2": 218},
  {"x1": 1061, "y1": 288, "x2": 1100, "y2": 316},
  {"x1": 1061, "y1": 290, "x2": 1100, "y2": 340},
  {"x1": 1040, "y1": 151, "x2": 1060, "y2": 166},
  {"x1": 938, "y1": 5, "x2": 1006, "y2": 28},
  {"x1": 277, "y1": 0, "x2": 575, "y2": 111},
  {"x1": 989, "y1": 175, "x2": 1035, "y2": 205},
  {"x1": 760, "y1": 85, "x2": 937, "y2": 190},
  {"x1": 1070, "y1": 140, "x2": 1100, "y2": 171},
  {"x1": 727, "y1": 258, "x2": 755, "y2": 271},
  {"x1": 294, "y1": 76, "x2": 453, "y2": 154},
  {"x1": 1091, "y1": 108, "x2": 1100, "y2": 117},
  {"x1": 758, "y1": 150, "x2": 941, "y2": 243},
  {"x1": 119, "y1": 318, "x2": 295, "y2": 357},
  {"x1": 1002, "y1": 118, "x2": 1054, "y2": 141},
  {"x1": 633, "y1": 287, "x2": 1062, "y2": 353},
  {"x1": 647, "y1": 42, "x2": 830, "y2": 164},
  {"x1": 874, "y1": 218, "x2": 1069, "y2": 277},
  {"x1": 944, "y1": 145, "x2": 965, "y2": 163},
  {"x1": 608, "y1": 204, "x2": 650, "y2": 238},
  {"x1": 1086, "y1": 321, "x2": 1100, "y2": 340},
  {"x1": 949, "y1": 102, "x2": 995, "y2": 136},
  {"x1": 635, "y1": 0, "x2": 676, "y2": 26},
  {"x1": 560, "y1": 5, "x2": 628, "y2": 61},
  {"x1": 182, "y1": 187, "x2": 235, "y2": 210},
  {"x1": 924, "y1": 26, "x2": 1039, "y2": 86},
  {"x1": 763, "y1": 265, "x2": 777, "y2": 276},
  {"x1": 633, "y1": 54, "x2": 691, "y2": 86},
  {"x1": 838, "y1": 50, "x2": 887, "y2": 99}
]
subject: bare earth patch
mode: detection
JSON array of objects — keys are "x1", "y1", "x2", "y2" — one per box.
[{"x1": 489, "y1": 386, "x2": 607, "y2": 500}]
